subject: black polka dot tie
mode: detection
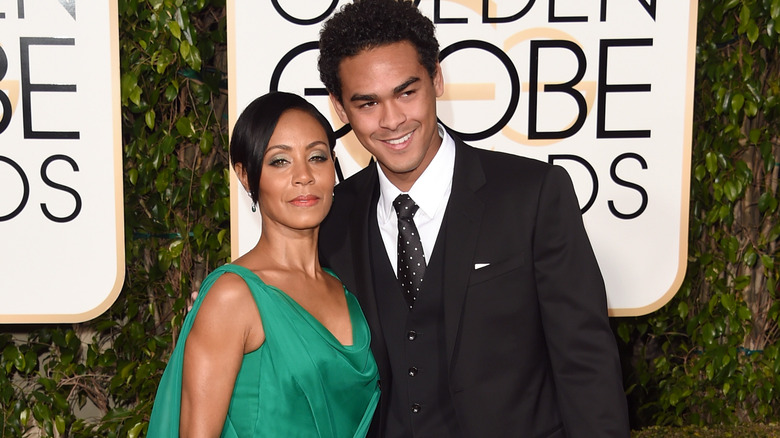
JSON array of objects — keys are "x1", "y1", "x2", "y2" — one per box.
[{"x1": 394, "y1": 194, "x2": 425, "y2": 309}]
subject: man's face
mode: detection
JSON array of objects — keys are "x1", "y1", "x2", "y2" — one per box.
[{"x1": 330, "y1": 41, "x2": 444, "y2": 192}]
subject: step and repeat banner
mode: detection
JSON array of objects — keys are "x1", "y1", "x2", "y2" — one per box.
[
  {"x1": 0, "y1": 1, "x2": 124, "y2": 322},
  {"x1": 228, "y1": 0, "x2": 699, "y2": 316}
]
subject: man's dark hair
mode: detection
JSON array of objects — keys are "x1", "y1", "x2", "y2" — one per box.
[
  {"x1": 230, "y1": 92, "x2": 336, "y2": 204},
  {"x1": 318, "y1": 0, "x2": 440, "y2": 101}
]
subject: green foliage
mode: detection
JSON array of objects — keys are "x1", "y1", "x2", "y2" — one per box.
[
  {"x1": 618, "y1": 0, "x2": 780, "y2": 428},
  {"x1": 0, "y1": 1, "x2": 229, "y2": 436}
]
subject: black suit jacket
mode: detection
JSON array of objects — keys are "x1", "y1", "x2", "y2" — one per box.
[{"x1": 319, "y1": 133, "x2": 630, "y2": 437}]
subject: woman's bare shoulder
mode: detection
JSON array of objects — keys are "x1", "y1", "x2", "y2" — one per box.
[{"x1": 195, "y1": 272, "x2": 259, "y2": 327}]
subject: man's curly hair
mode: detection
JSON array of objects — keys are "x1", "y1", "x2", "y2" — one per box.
[{"x1": 318, "y1": 0, "x2": 440, "y2": 101}]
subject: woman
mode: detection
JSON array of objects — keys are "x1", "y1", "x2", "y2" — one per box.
[{"x1": 148, "y1": 92, "x2": 379, "y2": 437}]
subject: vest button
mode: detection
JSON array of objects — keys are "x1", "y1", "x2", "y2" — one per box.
[
  {"x1": 408, "y1": 366, "x2": 418, "y2": 377},
  {"x1": 407, "y1": 330, "x2": 417, "y2": 341},
  {"x1": 411, "y1": 403, "x2": 421, "y2": 413}
]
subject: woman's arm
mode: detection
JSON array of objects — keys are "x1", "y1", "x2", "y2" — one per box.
[{"x1": 180, "y1": 273, "x2": 264, "y2": 437}]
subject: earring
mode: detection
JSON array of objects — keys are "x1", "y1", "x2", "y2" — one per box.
[{"x1": 248, "y1": 192, "x2": 256, "y2": 212}]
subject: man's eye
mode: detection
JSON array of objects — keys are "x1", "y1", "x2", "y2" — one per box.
[{"x1": 360, "y1": 101, "x2": 377, "y2": 109}]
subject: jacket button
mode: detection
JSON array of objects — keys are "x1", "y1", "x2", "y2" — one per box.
[
  {"x1": 411, "y1": 403, "x2": 421, "y2": 413},
  {"x1": 408, "y1": 367, "x2": 418, "y2": 377},
  {"x1": 407, "y1": 330, "x2": 417, "y2": 341}
]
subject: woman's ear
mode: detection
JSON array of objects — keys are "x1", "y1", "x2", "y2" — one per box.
[{"x1": 234, "y1": 163, "x2": 251, "y2": 195}]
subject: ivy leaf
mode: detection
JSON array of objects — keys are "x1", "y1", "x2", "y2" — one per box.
[
  {"x1": 175, "y1": 117, "x2": 195, "y2": 139},
  {"x1": 185, "y1": 44, "x2": 203, "y2": 72},
  {"x1": 734, "y1": 275, "x2": 750, "y2": 291},
  {"x1": 128, "y1": 168, "x2": 139, "y2": 186},
  {"x1": 180, "y1": 39, "x2": 191, "y2": 61},
  {"x1": 744, "y1": 99, "x2": 758, "y2": 117},
  {"x1": 758, "y1": 192, "x2": 778, "y2": 213},
  {"x1": 200, "y1": 131, "x2": 214, "y2": 155},
  {"x1": 761, "y1": 255, "x2": 774, "y2": 270},
  {"x1": 54, "y1": 414, "x2": 66, "y2": 435},
  {"x1": 739, "y1": 5, "x2": 751, "y2": 33},
  {"x1": 694, "y1": 164, "x2": 706, "y2": 181},
  {"x1": 721, "y1": 293, "x2": 736, "y2": 312},
  {"x1": 168, "y1": 20, "x2": 182, "y2": 41},
  {"x1": 145, "y1": 109, "x2": 156, "y2": 130},
  {"x1": 705, "y1": 151, "x2": 718, "y2": 174},
  {"x1": 724, "y1": 180, "x2": 740, "y2": 202},
  {"x1": 743, "y1": 247, "x2": 757, "y2": 267},
  {"x1": 169, "y1": 239, "x2": 184, "y2": 258},
  {"x1": 738, "y1": 306, "x2": 752, "y2": 321},
  {"x1": 617, "y1": 323, "x2": 630, "y2": 343},
  {"x1": 155, "y1": 169, "x2": 171, "y2": 194},
  {"x1": 749, "y1": 128, "x2": 761, "y2": 144},
  {"x1": 20, "y1": 408, "x2": 30, "y2": 427},
  {"x1": 678, "y1": 301, "x2": 689, "y2": 319},
  {"x1": 731, "y1": 93, "x2": 744, "y2": 113},
  {"x1": 747, "y1": 21, "x2": 759, "y2": 43},
  {"x1": 165, "y1": 81, "x2": 180, "y2": 102},
  {"x1": 12, "y1": 349, "x2": 25, "y2": 372},
  {"x1": 154, "y1": 49, "x2": 176, "y2": 74},
  {"x1": 128, "y1": 422, "x2": 145, "y2": 438},
  {"x1": 724, "y1": 0, "x2": 741, "y2": 11}
]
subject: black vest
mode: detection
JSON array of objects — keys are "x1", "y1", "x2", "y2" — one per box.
[{"x1": 369, "y1": 214, "x2": 462, "y2": 438}]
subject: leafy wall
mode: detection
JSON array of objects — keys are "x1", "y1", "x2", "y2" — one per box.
[
  {"x1": 2, "y1": 1, "x2": 229, "y2": 436},
  {"x1": 0, "y1": 0, "x2": 778, "y2": 436},
  {"x1": 617, "y1": 0, "x2": 780, "y2": 427}
]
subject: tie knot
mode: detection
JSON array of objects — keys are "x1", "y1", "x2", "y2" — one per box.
[{"x1": 393, "y1": 194, "x2": 419, "y2": 220}]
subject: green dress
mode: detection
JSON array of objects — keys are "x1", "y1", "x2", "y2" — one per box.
[{"x1": 147, "y1": 264, "x2": 380, "y2": 437}]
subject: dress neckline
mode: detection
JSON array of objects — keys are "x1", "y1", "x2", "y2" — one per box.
[{"x1": 223, "y1": 264, "x2": 361, "y2": 349}]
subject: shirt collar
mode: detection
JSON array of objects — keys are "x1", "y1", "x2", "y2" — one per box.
[{"x1": 376, "y1": 124, "x2": 456, "y2": 223}]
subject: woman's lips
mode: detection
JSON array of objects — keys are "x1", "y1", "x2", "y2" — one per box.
[{"x1": 290, "y1": 195, "x2": 319, "y2": 206}]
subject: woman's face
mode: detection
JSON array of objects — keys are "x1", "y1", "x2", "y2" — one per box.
[{"x1": 256, "y1": 109, "x2": 335, "y2": 232}]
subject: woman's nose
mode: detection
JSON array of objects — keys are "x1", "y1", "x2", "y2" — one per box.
[{"x1": 292, "y1": 162, "x2": 314, "y2": 185}]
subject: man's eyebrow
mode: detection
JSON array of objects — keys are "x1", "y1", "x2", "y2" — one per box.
[
  {"x1": 394, "y1": 77, "x2": 420, "y2": 94},
  {"x1": 349, "y1": 93, "x2": 378, "y2": 103},
  {"x1": 348, "y1": 77, "x2": 421, "y2": 102}
]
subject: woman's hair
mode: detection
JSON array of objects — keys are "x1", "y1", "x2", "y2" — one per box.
[
  {"x1": 229, "y1": 91, "x2": 336, "y2": 204},
  {"x1": 318, "y1": 0, "x2": 440, "y2": 102}
]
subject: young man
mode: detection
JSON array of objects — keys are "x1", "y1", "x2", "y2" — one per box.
[{"x1": 317, "y1": 0, "x2": 630, "y2": 436}]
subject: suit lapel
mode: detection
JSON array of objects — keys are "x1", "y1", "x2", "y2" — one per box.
[{"x1": 442, "y1": 139, "x2": 486, "y2": 364}]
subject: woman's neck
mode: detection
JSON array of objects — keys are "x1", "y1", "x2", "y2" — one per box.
[{"x1": 248, "y1": 225, "x2": 321, "y2": 276}]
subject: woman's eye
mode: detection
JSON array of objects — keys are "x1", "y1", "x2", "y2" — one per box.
[
  {"x1": 269, "y1": 157, "x2": 289, "y2": 166},
  {"x1": 310, "y1": 154, "x2": 328, "y2": 162}
]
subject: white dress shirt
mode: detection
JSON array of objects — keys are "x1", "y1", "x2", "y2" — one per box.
[{"x1": 376, "y1": 124, "x2": 455, "y2": 274}]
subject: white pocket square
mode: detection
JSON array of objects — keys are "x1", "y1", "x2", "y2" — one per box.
[{"x1": 474, "y1": 263, "x2": 490, "y2": 270}]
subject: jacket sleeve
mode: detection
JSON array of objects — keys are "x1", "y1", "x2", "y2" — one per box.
[{"x1": 532, "y1": 165, "x2": 630, "y2": 437}]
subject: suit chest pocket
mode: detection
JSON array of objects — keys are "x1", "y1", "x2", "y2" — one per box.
[{"x1": 467, "y1": 254, "x2": 526, "y2": 287}]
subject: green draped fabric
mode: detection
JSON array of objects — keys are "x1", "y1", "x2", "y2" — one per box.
[{"x1": 148, "y1": 264, "x2": 380, "y2": 437}]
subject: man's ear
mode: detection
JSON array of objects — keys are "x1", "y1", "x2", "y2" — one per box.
[
  {"x1": 329, "y1": 94, "x2": 350, "y2": 125},
  {"x1": 234, "y1": 163, "x2": 251, "y2": 194},
  {"x1": 433, "y1": 62, "x2": 444, "y2": 98}
]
